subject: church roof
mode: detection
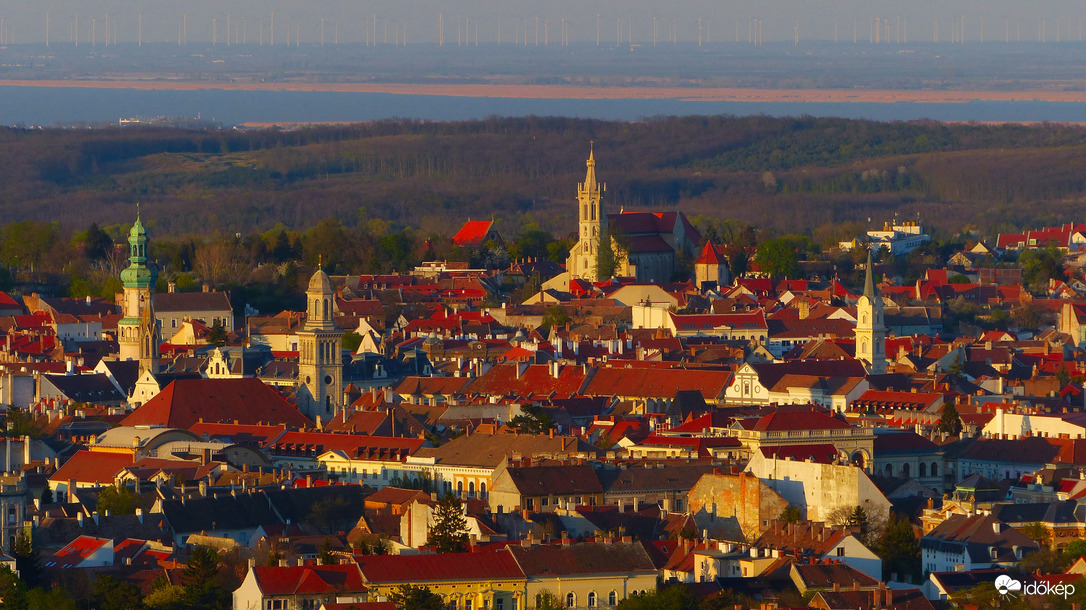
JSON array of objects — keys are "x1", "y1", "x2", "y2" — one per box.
[
  {"x1": 120, "y1": 377, "x2": 312, "y2": 429},
  {"x1": 308, "y1": 269, "x2": 333, "y2": 294},
  {"x1": 452, "y1": 220, "x2": 495, "y2": 247},
  {"x1": 695, "y1": 241, "x2": 725, "y2": 265}
]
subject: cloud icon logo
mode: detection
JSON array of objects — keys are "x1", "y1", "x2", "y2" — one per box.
[{"x1": 995, "y1": 575, "x2": 1022, "y2": 596}]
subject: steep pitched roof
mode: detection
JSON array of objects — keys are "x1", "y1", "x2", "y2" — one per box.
[
  {"x1": 452, "y1": 220, "x2": 497, "y2": 247},
  {"x1": 120, "y1": 378, "x2": 312, "y2": 429},
  {"x1": 252, "y1": 565, "x2": 366, "y2": 596},
  {"x1": 49, "y1": 450, "x2": 134, "y2": 484}
]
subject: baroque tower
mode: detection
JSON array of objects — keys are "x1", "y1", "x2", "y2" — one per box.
[
  {"x1": 566, "y1": 145, "x2": 607, "y2": 282},
  {"x1": 856, "y1": 249, "x2": 886, "y2": 374},
  {"x1": 117, "y1": 209, "x2": 160, "y2": 375},
  {"x1": 297, "y1": 266, "x2": 344, "y2": 422}
]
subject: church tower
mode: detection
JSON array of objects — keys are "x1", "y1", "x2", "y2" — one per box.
[
  {"x1": 856, "y1": 249, "x2": 886, "y2": 374},
  {"x1": 117, "y1": 209, "x2": 161, "y2": 375},
  {"x1": 566, "y1": 145, "x2": 607, "y2": 282},
  {"x1": 297, "y1": 266, "x2": 344, "y2": 422}
]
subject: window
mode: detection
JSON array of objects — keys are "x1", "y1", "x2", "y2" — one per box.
[
  {"x1": 836, "y1": 547, "x2": 845, "y2": 557},
  {"x1": 542, "y1": 497, "x2": 549, "y2": 506},
  {"x1": 496, "y1": 598, "x2": 504, "y2": 610},
  {"x1": 931, "y1": 463, "x2": 939, "y2": 477},
  {"x1": 608, "y1": 592, "x2": 617, "y2": 606},
  {"x1": 465, "y1": 599, "x2": 473, "y2": 610},
  {"x1": 588, "y1": 592, "x2": 597, "y2": 607},
  {"x1": 566, "y1": 593, "x2": 575, "y2": 608}
]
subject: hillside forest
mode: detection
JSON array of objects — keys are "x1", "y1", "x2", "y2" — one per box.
[{"x1": 1, "y1": 115, "x2": 1085, "y2": 310}]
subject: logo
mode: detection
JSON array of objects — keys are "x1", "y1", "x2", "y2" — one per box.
[
  {"x1": 995, "y1": 575, "x2": 1022, "y2": 597},
  {"x1": 995, "y1": 574, "x2": 1075, "y2": 600}
]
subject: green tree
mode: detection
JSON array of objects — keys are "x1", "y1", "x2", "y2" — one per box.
[
  {"x1": 0, "y1": 565, "x2": 27, "y2": 609},
  {"x1": 143, "y1": 584, "x2": 188, "y2": 610},
  {"x1": 847, "y1": 506, "x2": 872, "y2": 543},
  {"x1": 533, "y1": 590, "x2": 563, "y2": 610},
  {"x1": 508, "y1": 405, "x2": 553, "y2": 435},
  {"x1": 755, "y1": 235, "x2": 808, "y2": 279},
  {"x1": 616, "y1": 586, "x2": 697, "y2": 610},
  {"x1": 207, "y1": 320, "x2": 229, "y2": 347},
  {"x1": 875, "y1": 512, "x2": 920, "y2": 582},
  {"x1": 936, "y1": 402, "x2": 963, "y2": 436},
  {"x1": 183, "y1": 547, "x2": 228, "y2": 610},
  {"x1": 342, "y1": 331, "x2": 363, "y2": 352},
  {"x1": 319, "y1": 538, "x2": 337, "y2": 565},
  {"x1": 12, "y1": 535, "x2": 41, "y2": 590},
  {"x1": 387, "y1": 584, "x2": 445, "y2": 610},
  {"x1": 541, "y1": 305, "x2": 571, "y2": 330},
  {"x1": 96, "y1": 485, "x2": 137, "y2": 516},
  {"x1": 426, "y1": 494, "x2": 469, "y2": 553},
  {"x1": 93, "y1": 574, "x2": 142, "y2": 610},
  {"x1": 778, "y1": 505, "x2": 802, "y2": 524}
]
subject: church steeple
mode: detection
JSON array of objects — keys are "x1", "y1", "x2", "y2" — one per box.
[
  {"x1": 567, "y1": 144, "x2": 608, "y2": 282},
  {"x1": 856, "y1": 247, "x2": 886, "y2": 375},
  {"x1": 117, "y1": 205, "x2": 160, "y2": 375}
]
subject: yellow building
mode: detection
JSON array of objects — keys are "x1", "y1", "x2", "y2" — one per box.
[{"x1": 357, "y1": 550, "x2": 526, "y2": 610}]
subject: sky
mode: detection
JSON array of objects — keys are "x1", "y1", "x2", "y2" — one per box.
[{"x1": 3, "y1": 0, "x2": 1086, "y2": 46}]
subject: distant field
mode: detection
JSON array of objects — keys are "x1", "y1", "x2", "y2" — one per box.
[{"x1": 6, "y1": 78, "x2": 1086, "y2": 104}]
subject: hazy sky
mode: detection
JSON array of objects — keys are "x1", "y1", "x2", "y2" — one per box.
[{"x1": 3, "y1": 1, "x2": 1085, "y2": 46}]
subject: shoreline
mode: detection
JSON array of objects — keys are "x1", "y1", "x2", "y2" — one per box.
[{"x1": 4, "y1": 79, "x2": 1086, "y2": 104}]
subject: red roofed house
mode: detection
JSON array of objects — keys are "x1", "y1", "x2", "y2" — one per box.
[
  {"x1": 45, "y1": 535, "x2": 113, "y2": 569},
  {"x1": 233, "y1": 564, "x2": 367, "y2": 610},
  {"x1": 730, "y1": 406, "x2": 875, "y2": 467},
  {"x1": 355, "y1": 549, "x2": 524, "y2": 608},
  {"x1": 49, "y1": 450, "x2": 136, "y2": 502},
  {"x1": 1059, "y1": 302, "x2": 1086, "y2": 348},
  {"x1": 452, "y1": 220, "x2": 503, "y2": 248},
  {"x1": 120, "y1": 378, "x2": 313, "y2": 429}
]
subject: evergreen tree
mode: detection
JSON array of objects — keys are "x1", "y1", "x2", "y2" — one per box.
[
  {"x1": 936, "y1": 403, "x2": 963, "y2": 436},
  {"x1": 875, "y1": 512, "x2": 921, "y2": 582},
  {"x1": 426, "y1": 494, "x2": 469, "y2": 553}
]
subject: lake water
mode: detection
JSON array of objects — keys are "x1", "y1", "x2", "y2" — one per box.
[{"x1": 2, "y1": 85, "x2": 1085, "y2": 126}]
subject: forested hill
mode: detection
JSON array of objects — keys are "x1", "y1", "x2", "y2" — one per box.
[{"x1": 3, "y1": 115, "x2": 1086, "y2": 238}]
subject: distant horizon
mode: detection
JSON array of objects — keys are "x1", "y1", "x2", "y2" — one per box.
[{"x1": 3, "y1": 0, "x2": 1086, "y2": 46}]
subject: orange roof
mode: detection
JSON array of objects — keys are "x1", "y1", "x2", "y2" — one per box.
[
  {"x1": 50, "y1": 450, "x2": 134, "y2": 484},
  {"x1": 120, "y1": 378, "x2": 312, "y2": 429},
  {"x1": 452, "y1": 220, "x2": 496, "y2": 247}
]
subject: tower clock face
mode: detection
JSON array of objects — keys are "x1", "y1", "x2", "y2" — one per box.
[{"x1": 324, "y1": 375, "x2": 333, "y2": 385}]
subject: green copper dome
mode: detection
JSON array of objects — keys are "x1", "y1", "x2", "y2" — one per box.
[{"x1": 120, "y1": 211, "x2": 157, "y2": 288}]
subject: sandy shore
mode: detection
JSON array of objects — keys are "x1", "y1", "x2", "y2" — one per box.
[{"x1": 3, "y1": 78, "x2": 1086, "y2": 104}]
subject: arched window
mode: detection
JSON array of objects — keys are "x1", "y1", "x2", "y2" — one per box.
[
  {"x1": 931, "y1": 462, "x2": 939, "y2": 477},
  {"x1": 323, "y1": 299, "x2": 330, "y2": 319},
  {"x1": 919, "y1": 463, "x2": 927, "y2": 477},
  {"x1": 588, "y1": 592, "x2": 597, "y2": 608},
  {"x1": 902, "y1": 463, "x2": 911, "y2": 478},
  {"x1": 566, "y1": 593, "x2": 576, "y2": 608},
  {"x1": 457, "y1": 481, "x2": 463, "y2": 497},
  {"x1": 885, "y1": 463, "x2": 893, "y2": 477},
  {"x1": 469, "y1": 481, "x2": 476, "y2": 498},
  {"x1": 608, "y1": 591, "x2": 618, "y2": 606},
  {"x1": 480, "y1": 482, "x2": 487, "y2": 499}
]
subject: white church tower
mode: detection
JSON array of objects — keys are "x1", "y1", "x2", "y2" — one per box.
[
  {"x1": 296, "y1": 265, "x2": 344, "y2": 422},
  {"x1": 856, "y1": 249, "x2": 887, "y2": 374},
  {"x1": 565, "y1": 144, "x2": 607, "y2": 282}
]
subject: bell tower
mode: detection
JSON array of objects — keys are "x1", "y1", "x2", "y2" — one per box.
[
  {"x1": 297, "y1": 265, "x2": 344, "y2": 422},
  {"x1": 566, "y1": 144, "x2": 607, "y2": 282},
  {"x1": 856, "y1": 248, "x2": 886, "y2": 374},
  {"x1": 117, "y1": 208, "x2": 160, "y2": 375}
]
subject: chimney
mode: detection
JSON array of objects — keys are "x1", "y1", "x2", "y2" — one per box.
[
  {"x1": 77, "y1": 512, "x2": 84, "y2": 527},
  {"x1": 168, "y1": 282, "x2": 176, "y2": 293},
  {"x1": 199, "y1": 480, "x2": 208, "y2": 497},
  {"x1": 135, "y1": 508, "x2": 144, "y2": 524},
  {"x1": 92, "y1": 511, "x2": 99, "y2": 525}
]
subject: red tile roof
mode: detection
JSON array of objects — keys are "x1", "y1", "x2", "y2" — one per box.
[
  {"x1": 695, "y1": 242, "x2": 725, "y2": 265},
  {"x1": 252, "y1": 565, "x2": 366, "y2": 596},
  {"x1": 356, "y1": 549, "x2": 523, "y2": 582},
  {"x1": 452, "y1": 220, "x2": 496, "y2": 247},
  {"x1": 48, "y1": 535, "x2": 111, "y2": 568},
  {"x1": 49, "y1": 450, "x2": 134, "y2": 484},
  {"x1": 585, "y1": 366, "x2": 731, "y2": 401},
  {"x1": 120, "y1": 378, "x2": 312, "y2": 429}
]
